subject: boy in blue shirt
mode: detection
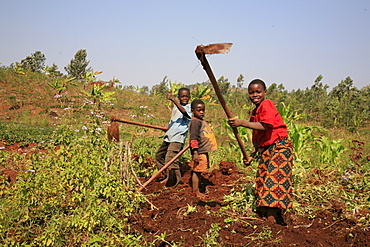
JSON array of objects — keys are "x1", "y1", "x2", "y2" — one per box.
[{"x1": 155, "y1": 88, "x2": 192, "y2": 187}]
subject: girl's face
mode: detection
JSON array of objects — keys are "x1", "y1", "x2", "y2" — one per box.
[
  {"x1": 192, "y1": 103, "x2": 205, "y2": 120},
  {"x1": 248, "y1": 83, "x2": 266, "y2": 105}
]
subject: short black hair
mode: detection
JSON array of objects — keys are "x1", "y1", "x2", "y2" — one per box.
[
  {"x1": 191, "y1": 99, "x2": 205, "y2": 110},
  {"x1": 249, "y1": 79, "x2": 266, "y2": 90},
  {"x1": 178, "y1": 87, "x2": 190, "y2": 96}
]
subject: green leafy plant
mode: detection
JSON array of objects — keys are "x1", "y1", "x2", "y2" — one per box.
[
  {"x1": 288, "y1": 123, "x2": 320, "y2": 164},
  {"x1": 12, "y1": 62, "x2": 26, "y2": 74},
  {"x1": 82, "y1": 70, "x2": 102, "y2": 83},
  {"x1": 199, "y1": 223, "x2": 221, "y2": 246},
  {"x1": 48, "y1": 76, "x2": 74, "y2": 95},
  {"x1": 223, "y1": 183, "x2": 255, "y2": 213},
  {"x1": 245, "y1": 225, "x2": 273, "y2": 242},
  {"x1": 191, "y1": 84, "x2": 216, "y2": 104},
  {"x1": 315, "y1": 136, "x2": 346, "y2": 164},
  {"x1": 219, "y1": 113, "x2": 253, "y2": 165},
  {"x1": 82, "y1": 82, "x2": 116, "y2": 109},
  {"x1": 168, "y1": 80, "x2": 184, "y2": 95},
  {"x1": 277, "y1": 102, "x2": 304, "y2": 128},
  {"x1": 177, "y1": 204, "x2": 197, "y2": 219}
]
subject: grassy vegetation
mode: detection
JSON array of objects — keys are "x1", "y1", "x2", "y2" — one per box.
[{"x1": 0, "y1": 68, "x2": 369, "y2": 245}]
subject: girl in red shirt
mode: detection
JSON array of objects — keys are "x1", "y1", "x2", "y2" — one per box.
[{"x1": 228, "y1": 79, "x2": 293, "y2": 226}]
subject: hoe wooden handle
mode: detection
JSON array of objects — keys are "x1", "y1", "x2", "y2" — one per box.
[
  {"x1": 138, "y1": 144, "x2": 190, "y2": 192},
  {"x1": 110, "y1": 116, "x2": 168, "y2": 131},
  {"x1": 195, "y1": 51, "x2": 249, "y2": 164}
]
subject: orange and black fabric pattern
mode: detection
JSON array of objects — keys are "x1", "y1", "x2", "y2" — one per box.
[{"x1": 255, "y1": 137, "x2": 293, "y2": 209}]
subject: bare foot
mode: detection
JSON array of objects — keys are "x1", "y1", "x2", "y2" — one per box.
[
  {"x1": 267, "y1": 215, "x2": 275, "y2": 224},
  {"x1": 160, "y1": 178, "x2": 168, "y2": 184},
  {"x1": 195, "y1": 192, "x2": 207, "y2": 199},
  {"x1": 173, "y1": 180, "x2": 184, "y2": 188}
]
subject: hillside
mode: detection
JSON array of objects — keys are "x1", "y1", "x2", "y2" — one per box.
[{"x1": 0, "y1": 68, "x2": 369, "y2": 246}]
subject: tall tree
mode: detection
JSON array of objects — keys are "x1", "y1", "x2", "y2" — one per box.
[
  {"x1": 217, "y1": 76, "x2": 230, "y2": 95},
  {"x1": 237, "y1": 74, "x2": 244, "y2": 89},
  {"x1": 150, "y1": 76, "x2": 170, "y2": 95},
  {"x1": 64, "y1": 49, "x2": 90, "y2": 79},
  {"x1": 330, "y1": 76, "x2": 354, "y2": 99},
  {"x1": 304, "y1": 75, "x2": 329, "y2": 122},
  {"x1": 267, "y1": 83, "x2": 287, "y2": 103},
  {"x1": 326, "y1": 76, "x2": 364, "y2": 130},
  {"x1": 19, "y1": 51, "x2": 46, "y2": 72}
]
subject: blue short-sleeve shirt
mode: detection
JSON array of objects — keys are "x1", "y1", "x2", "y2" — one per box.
[{"x1": 164, "y1": 104, "x2": 192, "y2": 143}]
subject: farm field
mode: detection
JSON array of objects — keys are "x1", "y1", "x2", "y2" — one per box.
[
  {"x1": 0, "y1": 68, "x2": 369, "y2": 246},
  {"x1": 1, "y1": 141, "x2": 369, "y2": 246}
]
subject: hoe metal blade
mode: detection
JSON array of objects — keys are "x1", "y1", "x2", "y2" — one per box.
[{"x1": 195, "y1": 43, "x2": 233, "y2": 55}]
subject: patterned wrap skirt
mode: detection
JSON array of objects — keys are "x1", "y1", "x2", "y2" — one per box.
[{"x1": 255, "y1": 137, "x2": 293, "y2": 209}]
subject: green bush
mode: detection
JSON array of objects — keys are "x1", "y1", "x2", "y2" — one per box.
[{"x1": 0, "y1": 122, "x2": 146, "y2": 246}]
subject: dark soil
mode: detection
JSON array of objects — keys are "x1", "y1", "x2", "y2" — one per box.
[
  {"x1": 1, "y1": 143, "x2": 369, "y2": 246},
  {"x1": 131, "y1": 160, "x2": 370, "y2": 246}
]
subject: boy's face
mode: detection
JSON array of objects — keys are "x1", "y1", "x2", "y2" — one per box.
[
  {"x1": 192, "y1": 103, "x2": 205, "y2": 120},
  {"x1": 178, "y1": 90, "x2": 190, "y2": 106},
  {"x1": 248, "y1": 83, "x2": 266, "y2": 105}
]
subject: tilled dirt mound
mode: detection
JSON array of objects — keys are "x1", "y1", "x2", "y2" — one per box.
[{"x1": 133, "y1": 161, "x2": 369, "y2": 246}]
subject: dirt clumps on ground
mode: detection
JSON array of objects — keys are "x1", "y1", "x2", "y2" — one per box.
[{"x1": 132, "y1": 161, "x2": 369, "y2": 246}]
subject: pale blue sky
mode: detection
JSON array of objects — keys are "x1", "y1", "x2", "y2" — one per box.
[{"x1": 1, "y1": 0, "x2": 369, "y2": 91}]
